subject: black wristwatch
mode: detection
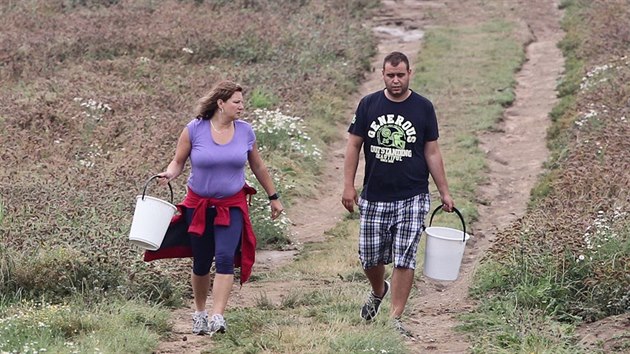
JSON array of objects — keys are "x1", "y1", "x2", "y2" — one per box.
[{"x1": 268, "y1": 193, "x2": 279, "y2": 200}]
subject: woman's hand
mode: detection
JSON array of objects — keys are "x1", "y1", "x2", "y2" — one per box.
[
  {"x1": 270, "y1": 199, "x2": 284, "y2": 220},
  {"x1": 156, "y1": 171, "x2": 175, "y2": 186}
]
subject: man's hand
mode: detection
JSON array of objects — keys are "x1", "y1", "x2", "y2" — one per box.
[
  {"x1": 440, "y1": 193, "x2": 454, "y2": 212},
  {"x1": 342, "y1": 187, "x2": 358, "y2": 212}
]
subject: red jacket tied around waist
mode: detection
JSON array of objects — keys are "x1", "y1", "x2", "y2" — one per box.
[{"x1": 144, "y1": 185, "x2": 257, "y2": 284}]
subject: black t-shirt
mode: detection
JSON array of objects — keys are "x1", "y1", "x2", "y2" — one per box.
[{"x1": 348, "y1": 90, "x2": 439, "y2": 202}]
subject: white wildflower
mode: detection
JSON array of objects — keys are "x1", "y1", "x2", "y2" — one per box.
[
  {"x1": 248, "y1": 108, "x2": 322, "y2": 160},
  {"x1": 74, "y1": 97, "x2": 111, "y2": 122}
]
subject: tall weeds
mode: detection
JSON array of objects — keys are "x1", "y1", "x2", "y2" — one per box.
[
  {"x1": 0, "y1": 0, "x2": 378, "y2": 305},
  {"x1": 467, "y1": 0, "x2": 630, "y2": 351}
]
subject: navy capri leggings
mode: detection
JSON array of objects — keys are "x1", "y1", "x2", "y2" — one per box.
[{"x1": 185, "y1": 207, "x2": 243, "y2": 276}]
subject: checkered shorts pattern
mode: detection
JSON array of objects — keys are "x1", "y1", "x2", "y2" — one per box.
[{"x1": 358, "y1": 193, "x2": 430, "y2": 269}]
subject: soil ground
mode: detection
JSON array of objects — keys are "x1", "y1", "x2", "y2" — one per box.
[
  {"x1": 155, "y1": 0, "x2": 566, "y2": 352},
  {"x1": 404, "y1": 0, "x2": 564, "y2": 351}
]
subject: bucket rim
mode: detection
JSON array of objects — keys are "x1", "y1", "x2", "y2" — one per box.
[
  {"x1": 135, "y1": 195, "x2": 177, "y2": 211},
  {"x1": 129, "y1": 237, "x2": 160, "y2": 251},
  {"x1": 141, "y1": 175, "x2": 175, "y2": 204},
  {"x1": 425, "y1": 226, "x2": 470, "y2": 242},
  {"x1": 427, "y1": 206, "x2": 468, "y2": 242}
]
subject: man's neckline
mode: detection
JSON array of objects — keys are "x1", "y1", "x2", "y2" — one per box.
[{"x1": 383, "y1": 89, "x2": 412, "y2": 102}]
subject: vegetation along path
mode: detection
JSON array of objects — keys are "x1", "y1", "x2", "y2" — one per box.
[
  {"x1": 156, "y1": 0, "x2": 565, "y2": 352},
  {"x1": 403, "y1": 0, "x2": 565, "y2": 352}
]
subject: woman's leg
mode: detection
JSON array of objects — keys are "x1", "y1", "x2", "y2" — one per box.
[
  {"x1": 211, "y1": 208, "x2": 243, "y2": 315},
  {"x1": 211, "y1": 274, "x2": 234, "y2": 315},
  {"x1": 187, "y1": 208, "x2": 216, "y2": 312},
  {"x1": 191, "y1": 273, "x2": 211, "y2": 312}
]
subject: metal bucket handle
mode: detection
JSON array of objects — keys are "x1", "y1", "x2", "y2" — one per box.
[
  {"x1": 428, "y1": 205, "x2": 467, "y2": 243},
  {"x1": 141, "y1": 175, "x2": 174, "y2": 204}
]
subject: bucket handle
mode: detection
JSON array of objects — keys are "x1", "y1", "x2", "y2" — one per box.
[
  {"x1": 428, "y1": 205, "x2": 467, "y2": 242},
  {"x1": 141, "y1": 175, "x2": 174, "y2": 204}
]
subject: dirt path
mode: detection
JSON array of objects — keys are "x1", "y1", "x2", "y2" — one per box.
[
  {"x1": 405, "y1": 0, "x2": 565, "y2": 352},
  {"x1": 155, "y1": 0, "x2": 564, "y2": 352}
]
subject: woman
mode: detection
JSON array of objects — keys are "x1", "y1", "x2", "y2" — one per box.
[{"x1": 156, "y1": 80, "x2": 283, "y2": 336}]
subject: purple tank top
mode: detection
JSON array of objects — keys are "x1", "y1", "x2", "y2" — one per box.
[{"x1": 186, "y1": 119, "x2": 255, "y2": 198}]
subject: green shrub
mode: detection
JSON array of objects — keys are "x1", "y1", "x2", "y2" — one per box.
[
  {"x1": 63, "y1": 0, "x2": 121, "y2": 9},
  {"x1": 563, "y1": 211, "x2": 629, "y2": 321},
  {"x1": 124, "y1": 263, "x2": 186, "y2": 307},
  {"x1": 0, "y1": 299, "x2": 170, "y2": 354},
  {"x1": 0, "y1": 245, "x2": 16, "y2": 297},
  {"x1": 0, "y1": 0, "x2": 378, "y2": 305},
  {"x1": 249, "y1": 108, "x2": 322, "y2": 160},
  {"x1": 10, "y1": 246, "x2": 123, "y2": 301},
  {"x1": 246, "y1": 177, "x2": 292, "y2": 249},
  {"x1": 249, "y1": 87, "x2": 277, "y2": 109}
]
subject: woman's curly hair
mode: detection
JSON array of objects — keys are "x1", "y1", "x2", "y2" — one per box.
[{"x1": 195, "y1": 80, "x2": 243, "y2": 120}]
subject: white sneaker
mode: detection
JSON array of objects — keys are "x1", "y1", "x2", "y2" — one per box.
[
  {"x1": 192, "y1": 312, "x2": 209, "y2": 335},
  {"x1": 209, "y1": 314, "x2": 227, "y2": 335}
]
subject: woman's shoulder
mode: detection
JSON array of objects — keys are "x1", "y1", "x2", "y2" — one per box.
[
  {"x1": 187, "y1": 117, "x2": 205, "y2": 126},
  {"x1": 186, "y1": 117, "x2": 207, "y2": 131},
  {"x1": 235, "y1": 119, "x2": 253, "y2": 131}
]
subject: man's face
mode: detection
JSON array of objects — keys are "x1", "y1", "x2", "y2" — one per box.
[{"x1": 383, "y1": 62, "x2": 410, "y2": 98}]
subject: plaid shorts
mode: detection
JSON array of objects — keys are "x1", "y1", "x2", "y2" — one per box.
[{"x1": 358, "y1": 193, "x2": 430, "y2": 269}]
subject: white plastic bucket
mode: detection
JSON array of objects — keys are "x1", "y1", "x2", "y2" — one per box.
[
  {"x1": 128, "y1": 176, "x2": 177, "y2": 251},
  {"x1": 423, "y1": 206, "x2": 470, "y2": 281}
]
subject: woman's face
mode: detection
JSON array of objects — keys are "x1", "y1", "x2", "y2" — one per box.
[{"x1": 220, "y1": 92, "x2": 244, "y2": 120}]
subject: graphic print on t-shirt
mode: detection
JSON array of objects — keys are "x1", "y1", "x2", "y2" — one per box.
[{"x1": 367, "y1": 114, "x2": 416, "y2": 163}]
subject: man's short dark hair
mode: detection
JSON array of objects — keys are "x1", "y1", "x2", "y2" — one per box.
[{"x1": 383, "y1": 51, "x2": 410, "y2": 70}]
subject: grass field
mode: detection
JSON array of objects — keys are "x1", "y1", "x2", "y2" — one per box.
[{"x1": 0, "y1": 0, "x2": 627, "y2": 353}]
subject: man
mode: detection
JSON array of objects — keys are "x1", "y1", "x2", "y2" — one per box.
[{"x1": 342, "y1": 51, "x2": 454, "y2": 336}]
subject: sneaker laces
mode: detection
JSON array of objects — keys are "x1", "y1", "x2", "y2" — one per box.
[
  {"x1": 212, "y1": 314, "x2": 225, "y2": 324},
  {"x1": 365, "y1": 292, "x2": 380, "y2": 307},
  {"x1": 210, "y1": 314, "x2": 226, "y2": 334},
  {"x1": 192, "y1": 313, "x2": 208, "y2": 335}
]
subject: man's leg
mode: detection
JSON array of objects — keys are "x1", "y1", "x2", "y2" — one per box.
[
  {"x1": 361, "y1": 262, "x2": 390, "y2": 321},
  {"x1": 389, "y1": 193, "x2": 429, "y2": 327},
  {"x1": 390, "y1": 267, "x2": 414, "y2": 318},
  {"x1": 364, "y1": 263, "x2": 387, "y2": 296},
  {"x1": 358, "y1": 197, "x2": 393, "y2": 320}
]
